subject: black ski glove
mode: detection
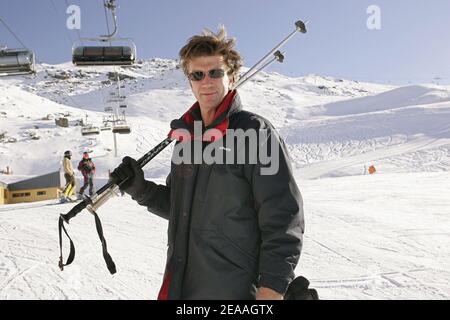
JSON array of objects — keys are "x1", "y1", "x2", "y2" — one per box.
[
  {"x1": 110, "y1": 156, "x2": 147, "y2": 199},
  {"x1": 284, "y1": 276, "x2": 319, "y2": 300}
]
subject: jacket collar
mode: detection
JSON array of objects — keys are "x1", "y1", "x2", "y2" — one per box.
[{"x1": 168, "y1": 90, "x2": 242, "y2": 142}]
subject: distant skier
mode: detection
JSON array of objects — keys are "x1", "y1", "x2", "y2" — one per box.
[
  {"x1": 61, "y1": 150, "x2": 76, "y2": 202},
  {"x1": 78, "y1": 152, "x2": 96, "y2": 197}
]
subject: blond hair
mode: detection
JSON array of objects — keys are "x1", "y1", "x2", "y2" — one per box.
[{"x1": 179, "y1": 25, "x2": 243, "y2": 82}]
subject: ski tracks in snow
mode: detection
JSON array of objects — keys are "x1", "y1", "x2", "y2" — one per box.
[
  {"x1": 0, "y1": 201, "x2": 149, "y2": 299},
  {"x1": 297, "y1": 134, "x2": 450, "y2": 180},
  {"x1": 309, "y1": 267, "x2": 450, "y2": 300}
]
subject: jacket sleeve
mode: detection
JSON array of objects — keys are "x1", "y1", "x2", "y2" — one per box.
[
  {"x1": 131, "y1": 173, "x2": 172, "y2": 220},
  {"x1": 246, "y1": 127, "x2": 304, "y2": 295}
]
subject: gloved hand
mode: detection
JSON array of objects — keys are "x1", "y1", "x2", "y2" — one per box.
[{"x1": 110, "y1": 156, "x2": 147, "y2": 199}]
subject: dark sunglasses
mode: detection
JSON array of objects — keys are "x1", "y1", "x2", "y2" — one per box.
[{"x1": 188, "y1": 69, "x2": 225, "y2": 81}]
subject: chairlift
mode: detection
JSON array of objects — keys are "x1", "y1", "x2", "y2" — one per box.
[
  {"x1": 100, "y1": 122, "x2": 112, "y2": 131},
  {"x1": 112, "y1": 119, "x2": 131, "y2": 134},
  {"x1": 73, "y1": 44, "x2": 135, "y2": 66},
  {"x1": 72, "y1": 0, "x2": 136, "y2": 67},
  {"x1": 104, "y1": 106, "x2": 114, "y2": 112},
  {"x1": 100, "y1": 115, "x2": 113, "y2": 131},
  {"x1": 106, "y1": 96, "x2": 126, "y2": 103},
  {"x1": 112, "y1": 124, "x2": 131, "y2": 134},
  {"x1": 81, "y1": 125, "x2": 101, "y2": 136},
  {"x1": 106, "y1": 98, "x2": 122, "y2": 103},
  {"x1": 0, "y1": 47, "x2": 35, "y2": 76},
  {"x1": 81, "y1": 114, "x2": 100, "y2": 136}
]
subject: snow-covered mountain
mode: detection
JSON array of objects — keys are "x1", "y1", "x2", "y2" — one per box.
[
  {"x1": 0, "y1": 59, "x2": 449, "y2": 299},
  {"x1": 2, "y1": 58, "x2": 449, "y2": 179}
]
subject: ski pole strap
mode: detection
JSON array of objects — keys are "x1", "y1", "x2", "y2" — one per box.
[
  {"x1": 58, "y1": 215, "x2": 75, "y2": 271},
  {"x1": 58, "y1": 211, "x2": 116, "y2": 275},
  {"x1": 92, "y1": 210, "x2": 117, "y2": 274}
]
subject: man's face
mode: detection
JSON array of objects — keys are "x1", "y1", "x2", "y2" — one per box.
[{"x1": 187, "y1": 55, "x2": 234, "y2": 113}]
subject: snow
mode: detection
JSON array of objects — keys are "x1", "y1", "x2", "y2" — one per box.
[
  {"x1": 0, "y1": 59, "x2": 449, "y2": 299},
  {"x1": 299, "y1": 172, "x2": 450, "y2": 299}
]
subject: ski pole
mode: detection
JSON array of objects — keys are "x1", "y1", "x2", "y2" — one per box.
[
  {"x1": 235, "y1": 20, "x2": 307, "y2": 88},
  {"x1": 233, "y1": 50, "x2": 284, "y2": 89}
]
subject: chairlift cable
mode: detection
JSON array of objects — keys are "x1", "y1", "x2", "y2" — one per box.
[
  {"x1": 0, "y1": 16, "x2": 29, "y2": 50},
  {"x1": 0, "y1": 15, "x2": 43, "y2": 71},
  {"x1": 49, "y1": 0, "x2": 75, "y2": 48},
  {"x1": 46, "y1": 1, "x2": 92, "y2": 113}
]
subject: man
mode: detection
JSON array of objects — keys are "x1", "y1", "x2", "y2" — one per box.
[
  {"x1": 78, "y1": 152, "x2": 96, "y2": 197},
  {"x1": 111, "y1": 26, "x2": 304, "y2": 300},
  {"x1": 61, "y1": 150, "x2": 76, "y2": 201}
]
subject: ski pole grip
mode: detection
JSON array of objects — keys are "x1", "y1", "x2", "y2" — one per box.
[
  {"x1": 295, "y1": 20, "x2": 307, "y2": 33},
  {"x1": 60, "y1": 200, "x2": 88, "y2": 224},
  {"x1": 274, "y1": 50, "x2": 284, "y2": 63}
]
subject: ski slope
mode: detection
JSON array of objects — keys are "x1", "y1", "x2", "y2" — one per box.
[
  {"x1": 0, "y1": 59, "x2": 449, "y2": 299},
  {"x1": 0, "y1": 171, "x2": 448, "y2": 299}
]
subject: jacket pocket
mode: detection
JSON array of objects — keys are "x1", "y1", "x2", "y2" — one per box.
[
  {"x1": 202, "y1": 229, "x2": 258, "y2": 275},
  {"x1": 220, "y1": 229, "x2": 258, "y2": 264}
]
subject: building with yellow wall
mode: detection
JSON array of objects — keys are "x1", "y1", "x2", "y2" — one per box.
[
  {"x1": 0, "y1": 171, "x2": 62, "y2": 205},
  {"x1": 0, "y1": 181, "x2": 7, "y2": 205}
]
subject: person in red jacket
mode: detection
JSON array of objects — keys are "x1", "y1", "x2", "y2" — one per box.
[{"x1": 78, "y1": 152, "x2": 96, "y2": 197}]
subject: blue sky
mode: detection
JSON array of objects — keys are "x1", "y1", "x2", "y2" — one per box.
[{"x1": 1, "y1": 0, "x2": 450, "y2": 84}]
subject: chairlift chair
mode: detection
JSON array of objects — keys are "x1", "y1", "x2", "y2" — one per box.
[
  {"x1": 112, "y1": 124, "x2": 131, "y2": 134},
  {"x1": 112, "y1": 119, "x2": 131, "y2": 134},
  {"x1": 100, "y1": 115, "x2": 113, "y2": 131},
  {"x1": 72, "y1": 42, "x2": 136, "y2": 66},
  {"x1": 81, "y1": 114, "x2": 100, "y2": 136},
  {"x1": 81, "y1": 125, "x2": 101, "y2": 136},
  {"x1": 100, "y1": 122, "x2": 112, "y2": 131},
  {"x1": 0, "y1": 47, "x2": 35, "y2": 76},
  {"x1": 101, "y1": 124, "x2": 112, "y2": 131},
  {"x1": 106, "y1": 96, "x2": 126, "y2": 103},
  {"x1": 118, "y1": 104, "x2": 127, "y2": 117}
]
